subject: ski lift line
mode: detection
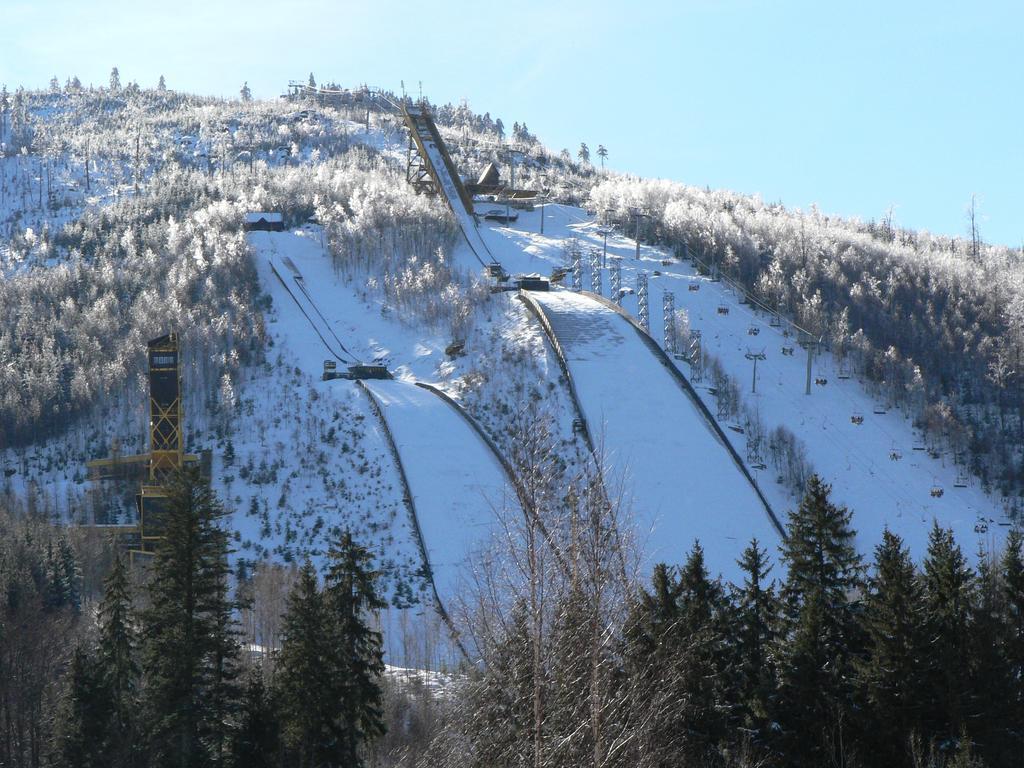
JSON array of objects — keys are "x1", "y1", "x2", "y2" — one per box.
[
  {"x1": 291, "y1": 277, "x2": 361, "y2": 363},
  {"x1": 267, "y1": 258, "x2": 353, "y2": 365},
  {"x1": 683, "y1": 246, "x2": 818, "y2": 340},
  {"x1": 802, "y1": 394, "x2": 930, "y2": 514},
  {"x1": 642, "y1": 255, "x2": 980, "y2": 515}
]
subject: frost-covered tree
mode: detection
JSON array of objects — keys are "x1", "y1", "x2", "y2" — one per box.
[{"x1": 109, "y1": 66, "x2": 120, "y2": 91}]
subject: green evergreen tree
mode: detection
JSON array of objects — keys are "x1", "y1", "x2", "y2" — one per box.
[
  {"x1": 622, "y1": 562, "x2": 686, "y2": 766},
  {"x1": 546, "y1": 586, "x2": 596, "y2": 767},
  {"x1": 323, "y1": 530, "x2": 387, "y2": 767},
  {"x1": 97, "y1": 546, "x2": 138, "y2": 768},
  {"x1": 232, "y1": 668, "x2": 279, "y2": 768},
  {"x1": 622, "y1": 545, "x2": 729, "y2": 766},
  {"x1": 277, "y1": 561, "x2": 338, "y2": 768},
  {"x1": 969, "y1": 550, "x2": 1013, "y2": 765},
  {"x1": 728, "y1": 538, "x2": 779, "y2": 748},
  {"x1": 460, "y1": 602, "x2": 536, "y2": 768},
  {"x1": 675, "y1": 542, "x2": 730, "y2": 760},
  {"x1": 920, "y1": 522, "x2": 975, "y2": 751},
  {"x1": 56, "y1": 646, "x2": 110, "y2": 768},
  {"x1": 140, "y1": 466, "x2": 240, "y2": 768},
  {"x1": 1002, "y1": 527, "x2": 1024, "y2": 752},
  {"x1": 854, "y1": 529, "x2": 927, "y2": 768},
  {"x1": 775, "y1": 475, "x2": 863, "y2": 767}
]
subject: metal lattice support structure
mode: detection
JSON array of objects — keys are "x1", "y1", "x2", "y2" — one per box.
[
  {"x1": 689, "y1": 330, "x2": 703, "y2": 381},
  {"x1": 146, "y1": 334, "x2": 184, "y2": 482},
  {"x1": 571, "y1": 248, "x2": 582, "y2": 292},
  {"x1": 663, "y1": 290, "x2": 677, "y2": 353},
  {"x1": 406, "y1": 133, "x2": 435, "y2": 195},
  {"x1": 589, "y1": 247, "x2": 602, "y2": 295},
  {"x1": 637, "y1": 272, "x2": 649, "y2": 332},
  {"x1": 610, "y1": 258, "x2": 622, "y2": 305}
]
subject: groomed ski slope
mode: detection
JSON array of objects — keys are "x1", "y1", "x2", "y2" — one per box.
[
  {"x1": 529, "y1": 289, "x2": 782, "y2": 581},
  {"x1": 459, "y1": 203, "x2": 1013, "y2": 566},
  {"x1": 361, "y1": 379, "x2": 522, "y2": 599},
  {"x1": 249, "y1": 228, "x2": 522, "y2": 615}
]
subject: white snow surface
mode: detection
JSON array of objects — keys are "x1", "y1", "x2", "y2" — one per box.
[
  {"x1": 248, "y1": 226, "x2": 522, "y2": 612},
  {"x1": 362, "y1": 379, "x2": 521, "y2": 601},
  {"x1": 456, "y1": 203, "x2": 1013, "y2": 567},
  {"x1": 529, "y1": 289, "x2": 782, "y2": 580}
]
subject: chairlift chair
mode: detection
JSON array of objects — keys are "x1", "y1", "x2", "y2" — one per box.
[
  {"x1": 782, "y1": 346, "x2": 794, "y2": 356},
  {"x1": 769, "y1": 314, "x2": 782, "y2": 327},
  {"x1": 688, "y1": 281, "x2": 700, "y2": 292},
  {"x1": 889, "y1": 446, "x2": 903, "y2": 461},
  {"x1": 748, "y1": 325, "x2": 760, "y2": 336},
  {"x1": 930, "y1": 485, "x2": 944, "y2": 498},
  {"x1": 851, "y1": 413, "x2": 864, "y2": 425},
  {"x1": 873, "y1": 406, "x2": 887, "y2": 415},
  {"x1": 717, "y1": 304, "x2": 730, "y2": 315}
]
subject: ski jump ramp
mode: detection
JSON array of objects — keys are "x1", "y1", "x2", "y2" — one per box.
[
  {"x1": 525, "y1": 289, "x2": 783, "y2": 580},
  {"x1": 360, "y1": 379, "x2": 523, "y2": 609},
  {"x1": 403, "y1": 104, "x2": 494, "y2": 266}
]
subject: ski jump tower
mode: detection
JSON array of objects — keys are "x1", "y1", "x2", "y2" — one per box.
[
  {"x1": 87, "y1": 333, "x2": 202, "y2": 561},
  {"x1": 402, "y1": 103, "x2": 476, "y2": 216}
]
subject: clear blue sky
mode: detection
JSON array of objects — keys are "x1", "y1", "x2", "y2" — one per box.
[{"x1": 3, "y1": 0, "x2": 1021, "y2": 246}]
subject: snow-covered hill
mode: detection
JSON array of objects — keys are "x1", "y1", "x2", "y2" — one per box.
[{"x1": 465, "y1": 203, "x2": 1014, "y2": 565}]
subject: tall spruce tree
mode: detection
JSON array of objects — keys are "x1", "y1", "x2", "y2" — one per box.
[
  {"x1": 920, "y1": 522, "x2": 975, "y2": 751},
  {"x1": 622, "y1": 545, "x2": 729, "y2": 767},
  {"x1": 96, "y1": 546, "x2": 138, "y2": 768},
  {"x1": 623, "y1": 562, "x2": 686, "y2": 767},
  {"x1": 56, "y1": 646, "x2": 110, "y2": 768},
  {"x1": 460, "y1": 601, "x2": 537, "y2": 768},
  {"x1": 970, "y1": 551, "x2": 1013, "y2": 765},
  {"x1": 775, "y1": 475, "x2": 863, "y2": 767},
  {"x1": 323, "y1": 530, "x2": 387, "y2": 767},
  {"x1": 727, "y1": 538, "x2": 779, "y2": 749},
  {"x1": 232, "y1": 668, "x2": 279, "y2": 768},
  {"x1": 1002, "y1": 528, "x2": 1024, "y2": 753},
  {"x1": 854, "y1": 529, "x2": 927, "y2": 768},
  {"x1": 277, "y1": 561, "x2": 342, "y2": 768},
  {"x1": 675, "y1": 542, "x2": 729, "y2": 760},
  {"x1": 140, "y1": 466, "x2": 240, "y2": 768}
]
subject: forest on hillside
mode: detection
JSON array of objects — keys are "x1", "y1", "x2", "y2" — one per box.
[{"x1": 3, "y1": 463, "x2": 1023, "y2": 768}]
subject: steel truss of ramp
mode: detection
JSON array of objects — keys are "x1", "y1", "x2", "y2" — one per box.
[{"x1": 402, "y1": 104, "x2": 476, "y2": 216}]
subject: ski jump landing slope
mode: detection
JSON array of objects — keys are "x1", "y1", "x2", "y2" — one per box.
[
  {"x1": 527, "y1": 289, "x2": 782, "y2": 580},
  {"x1": 360, "y1": 379, "x2": 522, "y2": 602}
]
